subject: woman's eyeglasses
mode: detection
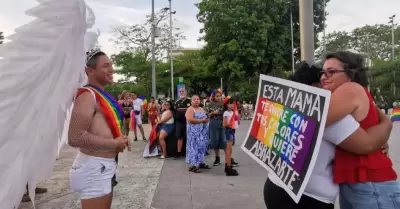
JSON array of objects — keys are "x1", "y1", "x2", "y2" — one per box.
[{"x1": 320, "y1": 69, "x2": 345, "y2": 78}]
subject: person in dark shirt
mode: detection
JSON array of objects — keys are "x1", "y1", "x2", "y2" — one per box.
[{"x1": 174, "y1": 88, "x2": 191, "y2": 159}]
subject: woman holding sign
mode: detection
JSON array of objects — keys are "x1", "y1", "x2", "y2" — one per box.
[{"x1": 264, "y1": 62, "x2": 393, "y2": 209}]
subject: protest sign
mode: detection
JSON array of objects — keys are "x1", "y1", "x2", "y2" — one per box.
[{"x1": 241, "y1": 74, "x2": 330, "y2": 203}]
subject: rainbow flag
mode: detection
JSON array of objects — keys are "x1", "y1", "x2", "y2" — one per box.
[
  {"x1": 77, "y1": 85, "x2": 124, "y2": 138},
  {"x1": 142, "y1": 99, "x2": 148, "y2": 110},
  {"x1": 391, "y1": 107, "x2": 400, "y2": 122},
  {"x1": 138, "y1": 96, "x2": 148, "y2": 110},
  {"x1": 148, "y1": 125, "x2": 158, "y2": 153},
  {"x1": 230, "y1": 101, "x2": 238, "y2": 129},
  {"x1": 223, "y1": 95, "x2": 231, "y2": 105}
]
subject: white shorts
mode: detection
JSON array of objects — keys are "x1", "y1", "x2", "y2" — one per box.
[
  {"x1": 69, "y1": 152, "x2": 117, "y2": 200},
  {"x1": 134, "y1": 114, "x2": 143, "y2": 125}
]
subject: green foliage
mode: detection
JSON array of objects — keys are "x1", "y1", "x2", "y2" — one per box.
[
  {"x1": 319, "y1": 24, "x2": 400, "y2": 60},
  {"x1": 111, "y1": 49, "x2": 220, "y2": 97},
  {"x1": 197, "y1": 0, "x2": 289, "y2": 81},
  {"x1": 237, "y1": 81, "x2": 258, "y2": 103},
  {"x1": 111, "y1": 51, "x2": 166, "y2": 97},
  {"x1": 196, "y1": 0, "x2": 329, "y2": 91},
  {"x1": 370, "y1": 59, "x2": 400, "y2": 103},
  {"x1": 317, "y1": 31, "x2": 352, "y2": 57},
  {"x1": 111, "y1": 51, "x2": 149, "y2": 80},
  {"x1": 172, "y1": 49, "x2": 220, "y2": 94},
  {"x1": 105, "y1": 82, "x2": 148, "y2": 98}
]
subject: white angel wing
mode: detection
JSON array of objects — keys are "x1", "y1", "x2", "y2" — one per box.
[
  {"x1": 57, "y1": 103, "x2": 73, "y2": 157},
  {"x1": 58, "y1": 7, "x2": 98, "y2": 158},
  {"x1": 84, "y1": 4, "x2": 100, "y2": 52},
  {"x1": 0, "y1": 0, "x2": 93, "y2": 208}
]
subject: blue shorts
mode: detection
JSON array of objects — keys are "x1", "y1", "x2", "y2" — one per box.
[
  {"x1": 224, "y1": 128, "x2": 235, "y2": 142},
  {"x1": 158, "y1": 123, "x2": 174, "y2": 135}
]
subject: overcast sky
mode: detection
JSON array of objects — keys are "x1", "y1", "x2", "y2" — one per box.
[{"x1": 1, "y1": 0, "x2": 399, "y2": 56}]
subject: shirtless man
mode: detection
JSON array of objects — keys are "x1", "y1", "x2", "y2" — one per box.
[{"x1": 68, "y1": 49, "x2": 129, "y2": 209}]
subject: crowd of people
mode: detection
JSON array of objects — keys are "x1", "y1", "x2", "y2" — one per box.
[
  {"x1": 6, "y1": 1, "x2": 400, "y2": 209},
  {"x1": 116, "y1": 87, "x2": 251, "y2": 176},
  {"x1": 18, "y1": 49, "x2": 398, "y2": 209}
]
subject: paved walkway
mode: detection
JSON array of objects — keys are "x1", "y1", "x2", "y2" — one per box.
[
  {"x1": 151, "y1": 119, "x2": 399, "y2": 209},
  {"x1": 151, "y1": 121, "x2": 267, "y2": 209},
  {"x1": 20, "y1": 125, "x2": 164, "y2": 209}
]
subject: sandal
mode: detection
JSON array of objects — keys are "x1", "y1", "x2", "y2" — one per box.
[
  {"x1": 189, "y1": 166, "x2": 202, "y2": 173},
  {"x1": 199, "y1": 163, "x2": 211, "y2": 169}
]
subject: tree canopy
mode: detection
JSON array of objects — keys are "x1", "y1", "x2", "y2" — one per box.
[
  {"x1": 197, "y1": 0, "x2": 289, "y2": 81},
  {"x1": 319, "y1": 24, "x2": 400, "y2": 60},
  {"x1": 111, "y1": 49, "x2": 219, "y2": 97},
  {"x1": 196, "y1": 0, "x2": 329, "y2": 91},
  {"x1": 370, "y1": 59, "x2": 400, "y2": 103}
]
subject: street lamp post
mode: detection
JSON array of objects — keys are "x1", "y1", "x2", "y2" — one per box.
[
  {"x1": 299, "y1": 0, "x2": 315, "y2": 65},
  {"x1": 151, "y1": 0, "x2": 157, "y2": 98},
  {"x1": 389, "y1": 15, "x2": 396, "y2": 61},
  {"x1": 322, "y1": 0, "x2": 327, "y2": 53},
  {"x1": 389, "y1": 15, "x2": 396, "y2": 96},
  {"x1": 289, "y1": 2, "x2": 295, "y2": 73},
  {"x1": 168, "y1": 0, "x2": 176, "y2": 100}
]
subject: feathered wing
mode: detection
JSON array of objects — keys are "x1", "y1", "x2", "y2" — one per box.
[
  {"x1": 0, "y1": 0, "x2": 94, "y2": 208},
  {"x1": 58, "y1": 104, "x2": 73, "y2": 157},
  {"x1": 58, "y1": 11, "x2": 99, "y2": 157}
]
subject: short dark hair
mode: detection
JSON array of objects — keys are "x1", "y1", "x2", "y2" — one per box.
[
  {"x1": 325, "y1": 51, "x2": 369, "y2": 87},
  {"x1": 86, "y1": 51, "x2": 106, "y2": 69},
  {"x1": 289, "y1": 62, "x2": 321, "y2": 85}
]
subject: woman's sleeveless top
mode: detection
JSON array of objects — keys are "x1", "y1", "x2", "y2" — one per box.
[
  {"x1": 122, "y1": 101, "x2": 132, "y2": 118},
  {"x1": 333, "y1": 87, "x2": 397, "y2": 184},
  {"x1": 161, "y1": 110, "x2": 174, "y2": 124},
  {"x1": 187, "y1": 108, "x2": 208, "y2": 132}
]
